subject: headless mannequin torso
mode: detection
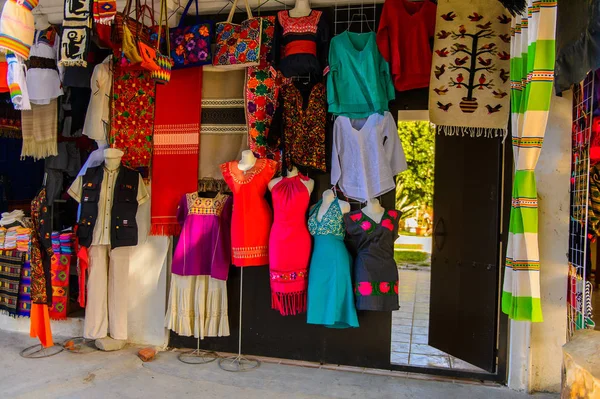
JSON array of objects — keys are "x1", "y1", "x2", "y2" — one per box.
[
  {"x1": 237, "y1": 150, "x2": 257, "y2": 173},
  {"x1": 289, "y1": 0, "x2": 312, "y2": 17},
  {"x1": 362, "y1": 198, "x2": 385, "y2": 223},
  {"x1": 268, "y1": 166, "x2": 314, "y2": 194},
  {"x1": 34, "y1": 14, "x2": 50, "y2": 31},
  {"x1": 104, "y1": 148, "x2": 124, "y2": 170},
  {"x1": 317, "y1": 189, "x2": 350, "y2": 221}
]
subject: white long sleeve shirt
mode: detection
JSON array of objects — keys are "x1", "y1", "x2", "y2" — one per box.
[
  {"x1": 82, "y1": 56, "x2": 112, "y2": 141},
  {"x1": 331, "y1": 111, "x2": 407, "y2": 202}
]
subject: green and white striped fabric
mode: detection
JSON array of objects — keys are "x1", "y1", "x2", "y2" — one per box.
[{"x1": 502, "y1": 0, "x2": 557, "y2": 322}]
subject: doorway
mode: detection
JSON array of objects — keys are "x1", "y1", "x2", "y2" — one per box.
[{"x1": 389, "y1": 114, "x2": 506, "y2": 376}]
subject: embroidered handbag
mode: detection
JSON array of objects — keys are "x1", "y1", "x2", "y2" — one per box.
[
  {"x1": 151, "y1": 0, "x2": 174, "y2": 84},
  {"x1": 122, "y1": 23, "x2": 143, "y2": 64},
  {"x1": 169, "y1": 0, "x2": 213, "y2": 69},
  {"x1": 213, "y1": 0, "x2": 262, "y2": 69},
  {"x1": 138, "y1": 40, "x2": 160, "y2": 71}
]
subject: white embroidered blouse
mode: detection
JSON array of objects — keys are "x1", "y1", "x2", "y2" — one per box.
[{"x1": 331, "y1": 111, "x2": 407, "y2": 202}]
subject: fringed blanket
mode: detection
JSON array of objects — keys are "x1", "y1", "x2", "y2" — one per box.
[
  {"x1": 20, "y1": 99, "x2": 58, "y2": 159},
  {"x1": 59, "y1": 0, "x2": 93, "y2": 67},
  {"x1": 151, "y1": 68, "x2": 202, "y2": 236},
  {"x1": 428, "y1": 0, "x2": 512, "y2": 138},
  {"x1": 0, "y1": 249, "x2": 24, "y2": 317},
  {"x1": 93, "y1": 0, "x2": 116, "y2": 25}
]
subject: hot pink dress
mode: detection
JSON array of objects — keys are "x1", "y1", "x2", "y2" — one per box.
[{"x1": 269, "y1": 174, "x2": 312, "y2": 316}]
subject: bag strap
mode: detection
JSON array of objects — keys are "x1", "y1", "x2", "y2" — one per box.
[
  {"x1": 226, "y1": 0, "x2": 253, "y2": 23},
  {"x1": 178, "y1": 0, "x2": 200, "y2": 28},
  {"x1": 138, "y1": 0, "x2": 156, "y2": 26},
  {"x1": 156, "y1": 0, "x2": 170, "y2": 54}
]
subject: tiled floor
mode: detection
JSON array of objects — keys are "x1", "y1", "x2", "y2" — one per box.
[{"x1": 390, "y1": 269, "x2": 486, "y2": 372}]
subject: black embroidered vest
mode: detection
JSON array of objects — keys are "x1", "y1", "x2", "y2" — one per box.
[{"x1": 78, "y1": 164, "x2": 140, "y2": 249}]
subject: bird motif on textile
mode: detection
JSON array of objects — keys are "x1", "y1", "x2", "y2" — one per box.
[
  {"x1": 498, "y1": 51, "x2": 510, "y2": 60},
  {"x1": 441, "y1": 11, "x2": 457, "y2": 21},
  {"x1": 493, "y1": 89, "x2": 508, "y2": 98},
  {"x1": 478, "y1": 73, "x2": 487, "y2": 89},
  {"x1": 499, "y1": 69, "x2": 509, "y2": 83},
  {"x1": 497, "y1": 14, "x2": 511, "y2": 24},
  {"x1": 437, "y1": 102, "x2": 453, "y2": 111},
  {"x1": 434, "y1": 86, "x2": 449, "y2": 95},
  {"x1": 478, "y1": 57, "x2": 492, "y2": 66},
  {"x1": 485, "y1": 104, "x2": 502, "y2": 114},
  {"x1": 435, "y1": 47, "x2": 449, "y2": 57},
  {"x1": 437, "y1": 30, "x2": 451, "y2": 39},
  {"x1": 454, "y1": 56, "x2": 469, "y2": 66},
  {"x1": 434, "y1": 64, "x2": 446, "y2": 80},
  {"x1": 456, "y1": 73, "x2": 465, "y2": 88},
  {"x1": 499, "y1": 34, "x2": 511, "y2": 43},
  {"x1": 468, "y1": 13, "x2": 484, "y2": 21},
  {"x1": 458, "y1": 25, "x2": 467, "y2": 37},
  {"x1": 476, "y1": 21, "x2": 492, "y2": 30}
]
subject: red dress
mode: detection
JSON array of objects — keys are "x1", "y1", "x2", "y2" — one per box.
[
  {"x1": 221, "y1": 159, "x2": 277, "y2": 267},
  {"x1": 376, "y1": 0, "x2": 437, "y2": 91},
  {"x1": 269, "y1": 175, "x2": 311, "y2": 316}
]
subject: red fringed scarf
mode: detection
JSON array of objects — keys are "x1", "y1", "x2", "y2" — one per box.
[{"x1": 151, "y1": 69, "x2": 202, "y2": 235}]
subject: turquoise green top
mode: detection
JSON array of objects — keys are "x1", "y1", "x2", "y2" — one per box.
[{"x1": 327, "y1": 31, "x2": 395, "y2": 118}]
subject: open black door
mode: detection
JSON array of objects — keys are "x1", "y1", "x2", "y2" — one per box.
[{"x1": 429, "y1": 134, "x2": 503, "y2": 373}]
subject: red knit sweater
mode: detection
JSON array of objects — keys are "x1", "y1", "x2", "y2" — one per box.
[{"x1": 376, "y1": 0, "x2": 437, "y2": 92}]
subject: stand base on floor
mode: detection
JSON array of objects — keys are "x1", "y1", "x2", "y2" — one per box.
[
  {"x1": 178, "y1": 349, "x2": 219, "y2": 365},
  {"x1": 218, "y1": 354, "x2": 260, "y2": 372}
]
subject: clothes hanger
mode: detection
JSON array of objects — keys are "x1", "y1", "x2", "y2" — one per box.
[{"x1": 347, "y1": 13, "x2": 373, "y2": 33}]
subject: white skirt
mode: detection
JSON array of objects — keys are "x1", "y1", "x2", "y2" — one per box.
[{"x1": 165, "y1": 275, "x2": 230, "y2": 339}]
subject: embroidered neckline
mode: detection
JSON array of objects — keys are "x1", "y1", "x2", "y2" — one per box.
[
  {"x1": 186, "y1": 192, "x2": 229, "y2": 216},
  {"x1": 228, "y1": 159, "x2": 268, "y2": 185},
  {"x1": 349, "y1": 209, "x2": 399, "y2": 234}
]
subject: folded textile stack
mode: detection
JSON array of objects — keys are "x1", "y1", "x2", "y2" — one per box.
[
  {"x1": 16, "y1": 227, "x2": 31, "y2": 253},
  {"x1": 0, "y1": 227, "x2": 5, "y2": 249},
  {"x1": 4, "y1": 227, "x2": 17, "y2": 249},
  {"x1": 51, "y1": 231, "x2": 60, "y2": 253},
  {"x1": 59, "y1": 232, "x2": 73, "y2": 255}
]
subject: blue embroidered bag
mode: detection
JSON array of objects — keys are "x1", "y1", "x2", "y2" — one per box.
[{"x1": 169, "y1": 0, "x2": 213, "y2": 69}]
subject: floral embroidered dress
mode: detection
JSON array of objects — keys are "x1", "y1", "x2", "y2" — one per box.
[
  {"x1": 307, "y1": 199, "x2": 358, "y2": 328},
  {"x1": 281, "y1": 82, "x2": 326, "y2": 172},
  {"x1": 166, "y1": 192, "x2": 232, "y2": 339},
  {"x1": 221, "y1": 158, "x2": 277, "y2": 266},
  {"x1": 110, "y1": 66, "x2": 155, "y2": 178},
  {"x1": 344, "y1": 209, "x2": 401, "y2": 311},
  {"x1": 269, "y1": 174, "x2": 311, "y2": 316}
]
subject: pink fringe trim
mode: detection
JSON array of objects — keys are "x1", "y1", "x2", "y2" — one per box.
[{"x1": 271, "y1": 291, "x2": 306, "y2": 316}]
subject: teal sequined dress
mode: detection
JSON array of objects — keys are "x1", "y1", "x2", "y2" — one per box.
[{"x1": 307, "y1": 199, "x2": 359, "y2": 328}]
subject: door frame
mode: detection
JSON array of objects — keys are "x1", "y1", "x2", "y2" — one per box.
[{"x1": 387, "y1": 111, "x2": 510, "y2": 383}]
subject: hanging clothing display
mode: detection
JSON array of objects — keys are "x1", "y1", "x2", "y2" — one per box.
[
  {"x1": 7, "y1": 53, "x2": 30, "y2": 111},
  {"x1": 345, "y1": 209, "x2": 400, "y2": 311},
  {"x1": 48, "y1": 251, "x2": 70, "y2": 320},
  {"x1": 269, "y1": 175, "x2": 311, "y2": 316},
  {"x1": 151, "y1": 68, "x2": 202, "y2": 236},
  {"x1": 30, "y1": 187, "x2": 53, "y2": 348},
  {"x1": 17, "y1": 251, "x2": 31, "y2": 318},
  {"x1": 331, "y1": 111, "x2": 407, "y2": 202},
  {"x1": 20, "y1": 100, "x2": 58, "y2": 159},
  {"x1": 327, "y1": 31, "x2": 395, "y2": 118},
  {"x1": 247, "y1": 15, "x2": 282, "y2": 161},
  {"x1": 307, "y1": 199, "x2": 358, "y2": 328},
  {"x1": 26, "y1": 28, "x2": 63, "y2": 105},
  {"x1": 0, "y1": 0, "x2": 37, "y2": 60},
  {"x1": 502, "y1": 1, "x2": 557, "y2": 323},
  {"x1": 281, "y1": 82, "x2": 326, "y2": 172},
  {"x1": 109, "y1": 67, "x2": 155, "y2": 178},
  {"x1": 172, "y1": 192, "x2": 232, "y2": 279},
  {"x1": 68, "y1": 164, "x2": 149, "y2": 248},
  {"x1": 0, "y1": 249, "x2": 25, "y2": 317},
  {"x1": 199, "y1": 69, "x2": 248, "y2": 191},
  {"x1": 428, "y1": 0, "x2": 511, "y2": 138},
  {"x1": 82, "y1": 55, "x2": 112, "y2": 141},
  {"x1": 276, "y1": 9, "x2": 329, "y2": 79},
  {"x1": 221, "y1": 158, "x2": 277, "y2": 266},
  {"x1": 166, "y1": 192, "x2": 232, "y2": 339},
  {"x1": 376, "y1": 0, "x2": 436, "y2": 91},
  {"x1": 59, "y1": 0, "x2": 93, "y2": 67},
  {"x1": 0, "y1": 93, "x2": 22, "y2": 138}
]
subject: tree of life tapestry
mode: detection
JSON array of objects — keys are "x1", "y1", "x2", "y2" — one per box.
[{"x1": 428, "y1": 0, "x2": 512, "y2": 138}]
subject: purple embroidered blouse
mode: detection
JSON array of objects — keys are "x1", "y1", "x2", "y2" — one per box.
[{"x1": 171, "y1": 192, "x2": 232, "y2": 280}]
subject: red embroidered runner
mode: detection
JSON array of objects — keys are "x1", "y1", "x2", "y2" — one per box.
[{"x1": 151, "y1": 68, "x2": 202, "y2": 236}]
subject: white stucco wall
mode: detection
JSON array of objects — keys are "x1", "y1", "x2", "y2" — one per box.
[{"x1": 508, "y1": 92, "x2": 571, "y2": 393}]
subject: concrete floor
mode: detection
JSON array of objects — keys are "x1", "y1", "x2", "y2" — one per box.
[{"x1": 0, "y1": 331, "x2": 558, "y2": 399}]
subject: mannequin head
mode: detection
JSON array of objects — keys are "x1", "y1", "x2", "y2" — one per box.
[
  {"x1": 290, "y1": 0, "x2": 312, "y2": 17},
  {"x1": 104, "y1": 148, "x2": 124, "y2": 170},
  {"x1": 34, "y1": 13, "x2": 50, "y2": 30}
]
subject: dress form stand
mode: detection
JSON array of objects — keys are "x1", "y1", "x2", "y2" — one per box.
[
  {"x1": 34, "y1": 14, "x2": 50, "y2": 30},
  {"x1": 362, "y1": 198, "x2": 385, "y2": 223},
  {"x1": 218, "y1": 150, "x2": 260, "y2": 372},
  {"x1": 178, "y1": 337, "x2": 218, "y2": 364},
  {"x1": 289, "y1": 0, "x2": 312, "y2": 17},
  {"x1": 318, "y1": 188, "x2": 350, "y2": 221},
  {"x1": 268, "y1": 166, "x2": 314, "y2": 193}
]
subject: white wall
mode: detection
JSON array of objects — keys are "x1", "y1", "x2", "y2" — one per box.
[{"x1": 508, "y1": 91, "x2": 571, "y2": 393}]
